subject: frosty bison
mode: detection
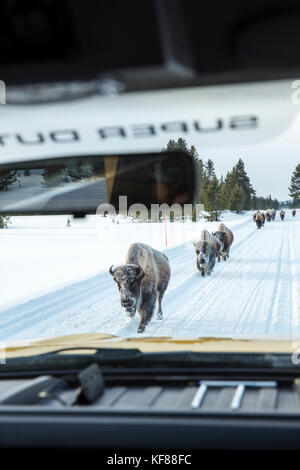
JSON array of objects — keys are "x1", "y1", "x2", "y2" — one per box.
[
  {"x1": 109, "y1": 243, "x2": 170, "y2": 333},
  {"x1": 255, "y1": 211, "x2": 263, "y2": 229},
  {"x1": 292, "y1": 209, "x2": 296, "y2": 217},
  {"x1": 212, "y1": 223, "x2": 234, "y2": 261},
  {"x1": 280, "y1": 210, "x2": 285, "y2": 221},
  {"x1": 194, "y1": 229, "x2": 221, "y2": 277}
]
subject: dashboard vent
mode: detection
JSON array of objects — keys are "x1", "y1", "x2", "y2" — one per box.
[{"x1": 191, "y1": 380, "x2": 277, "y2": 411}]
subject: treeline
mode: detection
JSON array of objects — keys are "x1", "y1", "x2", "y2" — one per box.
[
  {"x1": 0, "y1": 162, "x2": 94, "y2": 192},
  {"x1": 289, "y1": 162, "x2": 300, "y2": 208},
  {"x1": 162, "y1": 138, "x2": 279, "y2": 220},
  {"x1": 41, "y1": 162, "x2": 94, "y2": 187}
]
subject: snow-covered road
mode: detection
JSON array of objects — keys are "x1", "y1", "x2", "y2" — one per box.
[{"x1": 1, "y1": 214, "x2": 299, "y2": 341}]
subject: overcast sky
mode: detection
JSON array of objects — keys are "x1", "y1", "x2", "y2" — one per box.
[{"x1": 197, "y1": 115, "x2": 300, "y2": 201}]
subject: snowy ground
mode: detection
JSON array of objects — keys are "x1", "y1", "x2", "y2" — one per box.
[{"x1": 0, "y1": 212, "x2": 299, "y2": 342}]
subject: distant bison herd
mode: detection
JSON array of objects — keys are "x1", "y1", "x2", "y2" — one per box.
[
  {"x1": 253, "y1": 208, "x2": 296, "y2": 228},
  {"x1": 109, "y1": 209, "x2": 296, "y2": 333},
  {"x1": 253, "y1": 208, "x2": 275, "y2": 228}
]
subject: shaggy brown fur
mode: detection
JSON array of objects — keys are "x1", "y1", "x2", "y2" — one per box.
[
  {"x1": 255, "y1": 212, "x2": 263, "y2": 229},
  {"x1": 110, "y1": 243, "x2": 170, "y2": 333},
  {"x1": 194, "y1": 229, "x2": 221, "y2": 276},
  {"x1": 213, "y1": 223, "x2": 234, "y2": 261}
]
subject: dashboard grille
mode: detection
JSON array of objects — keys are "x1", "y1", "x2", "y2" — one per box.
[{"x1": 0, "y1": 376, "x2": 299, "y2": 414}]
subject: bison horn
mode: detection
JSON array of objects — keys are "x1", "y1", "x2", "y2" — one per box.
[{"x1": 109, "y1": 265, "x2": 115, "y2": 276}]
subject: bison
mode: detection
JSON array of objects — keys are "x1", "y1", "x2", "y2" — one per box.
[
  {"x1": 255, "y1": 211, "x2": 263, "y2": 229},
  {"x1": 109, "y1": 242, "x2": 170, "y2": 333},
  {"x1": 271, "y1": 208, "x2": 276, "y2": 220},
  {"x1": 292, "y1": 209, "x2": 296, "y2": 217},
  {"x1": 280, "y1": 210, "x2": 285, "y2": 221},
  {"x1": 212, "y1": 223, "x2": 234, "y2": 261},
  {"x1": 266, "y1": 211, "x2": 272, "y2": 222},
  {"x1": 194, "y1": 229, "x2": 221, "y2": 276}
]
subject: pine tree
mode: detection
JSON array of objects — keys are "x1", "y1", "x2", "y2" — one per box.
[
  {"x1": 41, "y1": 167, "x2": 68, "y2": 187},
  {"x1": 230, "y1": 159, "x2": 255, "y2": 210},
  {"x1": 4, "y1": 216, "x2": 11, "y2": 228},
  {"x1": 197, "y1": 159, "x2": 222, "y2": 219},
  {"x1": 65, "y1": 162, "x2": 94, "y2": 182},
  {"x1": 217, "y1": 171, "x2": 235, "y2": 209},
  {"x1": 162, "y1": 138, "x2": 207, "y2": 212},
  {"x1": 219, "y1": 181, "x2": 228, "y2": 211},
  {"x1": 201, "y1": 174, "x2": 221, "y2": 221},
  {"x1": 0, "y1": 216, "x2": 11, "y2": 229},
  {"x1": 189, "y1": 145, "x2": 198, "y2": 158},
  {"x1": 205, "y1": 159, "x2": 215, "y2": 180},
  {"x1": 229, "y1": 184, "x2": 245, "y2": 213},
  {"x1": 289, "y1": 163, "x2": 300, "y2": 206},
  {"x1": 162, "y1": 138, "x2": 190, "y2": 154},
  {"x1": 0, "y1": 170, "x2": 18, "y2": 191}
]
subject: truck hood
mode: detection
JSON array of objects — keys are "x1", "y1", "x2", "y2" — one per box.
[{"x1": 4, "y1": 332, "x2": 295, "y2": 358}]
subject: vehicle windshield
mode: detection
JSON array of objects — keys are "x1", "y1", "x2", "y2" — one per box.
[{"x1": 0, "y1": 79, "x2": 299, "y2": 357}]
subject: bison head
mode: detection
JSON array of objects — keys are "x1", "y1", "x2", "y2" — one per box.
[
  {"x1": 193, "y1": 241, "x2": 207, "y2": 268},
  {"x1": 212, "y1": 230, "x2": 225, "y2": 250},
  {"x1": 109, "y1": 264, "x2": 145, "y2": 317}
]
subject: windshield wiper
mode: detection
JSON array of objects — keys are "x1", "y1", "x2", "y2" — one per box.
[{"x1": 1, "y1": 348, "x2": 299, "y2": 376}]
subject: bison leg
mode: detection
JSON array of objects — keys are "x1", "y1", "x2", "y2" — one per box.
[
  {"x1": 217, "y1": 253, "x2": 221, "y2": 262},
  {"x1": 206, "y1": 263, "x2": 212, "y2": 275},
  {"x1": 157, "y1": 293, "x2": 164, "y2": 320},
  {"x1": 137, "y1": 322, "x2": 146, "y2": 333},
  {"x1": 137, "y1": 311, "x2": 148, "y2": 333},
  {"x1": 137, "y1": 301, "x2": 155, "y2": 333},
  {"x1": 197, "y1": 259, "x2": 206, "y2": 276},
  {"x1": 157, "y1": 279, "x2": 169, "y2": 320}
]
